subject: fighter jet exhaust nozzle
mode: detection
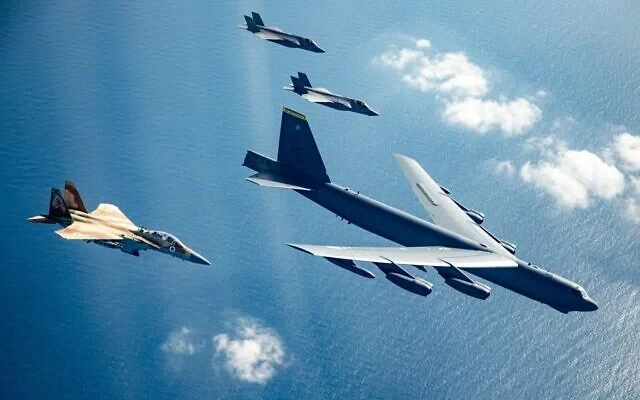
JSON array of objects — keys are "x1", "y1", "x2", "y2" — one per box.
[
  {"x1": 385, "y1": 273, "x2": 433, "y2": 296},
  {"x1": 444, "y1": 278, "x2": 491, "y2": 300}
]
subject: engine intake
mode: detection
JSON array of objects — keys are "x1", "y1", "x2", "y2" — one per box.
[{"x1": 466, "y1": 209, "x2": 485, "y2": 225}]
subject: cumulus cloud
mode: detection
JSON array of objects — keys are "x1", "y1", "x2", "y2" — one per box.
[
  {"x1": 443, "y1": 97, "x2": 541, "y2": 136},
  {"x1": 161, "y1": 326, "x2": 199, "y2": 356},
  {"x1": 624, "y1": 197, "x2": 640, "y2": 223},
  {"x1": 519, "y1": 137, "x2": 625, "y2": 209},
  {"x1": 613, "y1": 132, "x2": 640, "y2": 171},
  {"x1": 213, "y1": 317, "x2": 286, "y2": 385},
  {"x1": 493, "y1": 160, "x2": 516, "y2": 177},
  {"x1": 415, "y1": 38, "x2": 431, "y2": 49},
  {"x1": 375, "y1": 38, "x2": 541, "y2": 135}
]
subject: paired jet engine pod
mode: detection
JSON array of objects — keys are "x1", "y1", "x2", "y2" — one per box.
[
  {"x1": 499, "y1": 240, "x2": 517, "y2": 255},
  {"x1": 385, "y1": 273, "x2": 433, "y2": 296},
  {"x1": 465, "y1": 209, "x2": 485, "y2": 225},
  {"x1": 444, "y1": 278, "x2": 491, "y2": 300}
]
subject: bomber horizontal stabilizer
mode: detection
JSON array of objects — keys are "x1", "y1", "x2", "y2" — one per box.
[{"x1": 246, "y1": 173, "x2": 312, "y2": 191}]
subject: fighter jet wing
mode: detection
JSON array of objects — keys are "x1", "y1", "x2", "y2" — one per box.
[
  {"x1": 303, "y1": 91, "x2": 351, "y2": 108},
  {"x1": 89, "y1": 203, "x2": 137, "y2": 230},
  {"x1": 394, "y1": 154, "x2": 510, "y2": 255},
  {"x1": 256, "y1": 30, "x2": 300, "y2": 45},
  {"x1": 287, "y1": 244, "x2": 517, "y2": 268},
  {"x1": 55, "y1": 221, "x2": 124, "y2": 240}
]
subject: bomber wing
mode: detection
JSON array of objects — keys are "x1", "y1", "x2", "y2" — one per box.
[
  {"x1": 89, "y1": 203, "x2": 137, "y2": 230},
  {"x1": 394, "y1": 154, "x2": 511, "y2": 256},
  {"x1": 288, "y1": 244, "x2": 517, "y2": 268}
]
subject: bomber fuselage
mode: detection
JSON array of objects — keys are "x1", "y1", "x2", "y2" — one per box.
[{"x1": 297, "y1": 182, "x2": 597, "y2": 313}]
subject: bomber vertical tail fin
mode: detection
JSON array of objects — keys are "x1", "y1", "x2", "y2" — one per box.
[
  {"x1": 64, "y1": 180, "x2": 88, "y2": 213},
  {"x1": 243, "y1": 108, "x2": 330, "y2": 189},
  {"x1": 277, "y1": 108, "x2": 329, "y2": 182}
]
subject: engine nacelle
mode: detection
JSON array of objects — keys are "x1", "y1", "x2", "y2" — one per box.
[
  {"x1": 385, "y1": 273, "x2": 433, "y2": 296},
  {"x1": 466, "y1": 209, "x2": 485, "y2": 225},
  {"x1": 325, "y1": 257, "x2": 375, "y2": 279},
  {"x1": 500, "y1": 240, "x2": 516, "y2": 255},
  {"x1": 445, "y1": 278, "x2": 491, "y2": 300}
]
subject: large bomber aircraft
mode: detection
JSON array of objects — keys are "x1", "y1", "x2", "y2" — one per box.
[
  {"x1": 284, "y1": 72, "x2": 379, "y2": 116},
  {"x1": 243, "y1": 108, "x2": 598, "y2": 313},
  {"x1": 238, "y1": 12, "x2": 325, "y2": 53},
  {"x1": 28, "y1": 181, "x2": 210, "y2": 265}
]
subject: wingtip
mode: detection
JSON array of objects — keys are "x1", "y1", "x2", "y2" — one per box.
[{"x1": 286, "y1": 243, "x2": 314, "y2": 255}]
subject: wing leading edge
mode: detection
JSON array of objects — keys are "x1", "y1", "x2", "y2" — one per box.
[
  {"x1": 393, "y1": 154, "x2": 511, "y2": 256},
  {"x1": 287, "y1": 244, "x2": 517, "y2": 268}
]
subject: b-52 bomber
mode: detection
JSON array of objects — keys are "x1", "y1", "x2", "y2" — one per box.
[
  {"x1": 238, "y1": 12, "x2": 325, "y2": 53},
  {"x1": 28, "y1": 181, "x2": 210, "y2": 265},
  {"x1": 285, "y1": 72, "x2": 379, "y2": 116},
  {"x1": 243, "y1": 108, "x2": 598, "y2": 313}
]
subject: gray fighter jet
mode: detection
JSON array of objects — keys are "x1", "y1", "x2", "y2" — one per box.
[
  {"x1": 238, "y1": 12, "x2": 325, "y2": 53},
  {"x1": 28, "y1": 181, "x2": 210, "y2": 265},
  {"x1": 284, "y1": 72, "x2": 379, "y2": 116},
  {"x1": 243, "y1": 108, "x2": 598, "y2": 313}
]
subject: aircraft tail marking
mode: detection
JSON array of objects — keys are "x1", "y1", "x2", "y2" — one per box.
[
  {"x1": 64, "y1": 180, "x2": 88, "y2": 213},
  {"x1": 277, "y1": 108, "x2": 329, "y2": 182},
  {"x1": 48, "y1": 188, "x2": 72, "y2": 220}
]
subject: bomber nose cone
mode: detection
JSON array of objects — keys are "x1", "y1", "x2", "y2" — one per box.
[
  {"x1": 585, "y1": 298, "x2": 598, "y2": 311},
  {"x1": 189, "y1": 250, "x2": 211, "y2": 265}
]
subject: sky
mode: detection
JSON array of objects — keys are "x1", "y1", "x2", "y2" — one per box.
[{"x1": 1, "y1": 1, "x2": 639, "y2": 399}]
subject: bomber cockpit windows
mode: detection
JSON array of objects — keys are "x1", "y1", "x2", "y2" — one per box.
[{"x1": 570, "y1": 286, "x2": 587, "y2": 298}]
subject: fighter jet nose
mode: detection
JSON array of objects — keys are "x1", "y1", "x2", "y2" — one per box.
[
  {"x1": 586, "y1": 298, "x2": 598, "y2": 311},
  {"x1": 369, "y1": 110, "x2": 379, "y2": 116},
  {"x1": 316, "y1": 48, "x2": 325, "y2": 53},
  {"x1": 188, "y1": 250, "x2": 211, "y2": 265}
]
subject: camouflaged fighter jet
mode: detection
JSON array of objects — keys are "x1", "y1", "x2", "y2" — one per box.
[
  {"x1": 28, "y1": 181, "x2": 210, "y2": 265},
  {"x1": 243, "y1": 108, "x2": 598, "y2": 313},
  {"x1": 238, "y1": 12, "x2": 325, "y2": 53},
  {"x1": 284, "y1": 72, "x2": 379, "y2": 116}
]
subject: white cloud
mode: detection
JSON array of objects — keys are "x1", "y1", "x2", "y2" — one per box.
[
  {"x1": 493, "y1": 160, "x2": 516, "y2": 177},
  {"x1": 443, "y1": 97, "x2": 541, "y2": 136},
  {"x1": 613, "y1": 132, "x2": 640, "y2": 171},
  {"x1": 416, "y1": 38, "x2": 431, "y2": 49},
  {"x1": 375, "y1": 38, "x2": 541, "y2": 135},
  {"x1": 519, "y1": 138, "x2": 625, "y2": 209},
  {"x1": 161, "y1": 326, "x2": 198, "y2": 356},
  {"x1": 213, "y1": 317, "x2": 285, "y2": 385},
  {"x1": 624, "y1": 197, "x2": 640, "y2": 223}
]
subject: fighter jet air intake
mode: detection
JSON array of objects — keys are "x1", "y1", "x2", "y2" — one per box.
[
  {"x1": 243, "y1": 108, "x2": 598, "y2": 313},
  {"x1": 28, "y1": 181, "x2": 211, "y2": 265}
]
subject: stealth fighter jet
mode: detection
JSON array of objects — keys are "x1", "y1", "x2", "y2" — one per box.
[
  {"x1": 28, "y1": 181, "x2": 210, "y2": 265},
  {"x1": 243, "y1": 108, "x2": 598, "y2": 313},
  {"x1": 238, "y1": 12, "x2": 325, "y2": 53},
  {"x1": 284, "y1": 72, "x2": 379, "y2": 116}
]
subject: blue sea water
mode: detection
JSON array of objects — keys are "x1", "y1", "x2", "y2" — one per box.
[{"x1": 1, "y1": 1, "x2": 639, "y2": 399}]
